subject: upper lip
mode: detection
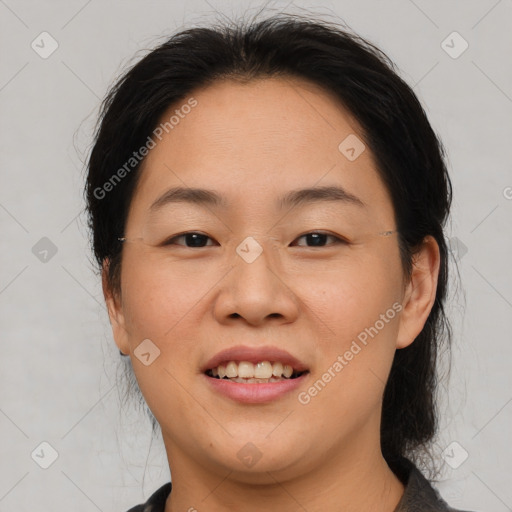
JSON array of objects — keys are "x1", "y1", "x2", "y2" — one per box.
[{"x1": 202, "y1": 345, "x2": 309, "y2": 373}]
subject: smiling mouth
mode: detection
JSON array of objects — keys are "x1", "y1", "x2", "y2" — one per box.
[{"x1": 205, "y1": 360, "x2": 309, "y2": 383}]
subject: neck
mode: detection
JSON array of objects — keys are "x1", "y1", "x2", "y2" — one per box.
[{"x1": 163, "y1": 432, "x2": 404, "y2": 512}]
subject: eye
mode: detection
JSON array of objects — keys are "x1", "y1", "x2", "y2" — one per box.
[
  {"x1": 163, "y1": 232, "x2": 216, "y2": 248},
  {"x1": 292, "y1": 231, "x2": 348, "y2": 247},
  {"x1": 162, "y1": 231, "x2": 348, "y2": 248}
]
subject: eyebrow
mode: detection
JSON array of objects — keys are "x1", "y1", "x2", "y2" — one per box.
[{"x1": 149, "y1": 185, "x2": 365, "y2": 213}]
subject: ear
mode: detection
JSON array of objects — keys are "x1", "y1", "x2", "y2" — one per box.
[
  {"x1": 396, "y1": 235, "x2": 441, "y2": 349},
  {"x1": 102, "y1": 258, "x2": 130, "y2": 355}
]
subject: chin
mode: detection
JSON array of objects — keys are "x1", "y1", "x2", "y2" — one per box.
[{"x1": 206, "y1": 438, "x2": 307, "y2": 480}]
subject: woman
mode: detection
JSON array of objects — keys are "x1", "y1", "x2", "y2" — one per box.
[{"x1": 85, "y1": 11, "x2": 476, "y2": 512}]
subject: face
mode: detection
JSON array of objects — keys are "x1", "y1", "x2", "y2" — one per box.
[{"x1": 105, "y1": 76, "x2": 438, "y2": 483}]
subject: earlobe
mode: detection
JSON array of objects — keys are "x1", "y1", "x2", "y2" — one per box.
[
  {"x1": 396, "y1": 236, "x2": 441, "y2": 349},
  {"x1": 102, "y1": 258, "x2": 130, "y2": 355}
]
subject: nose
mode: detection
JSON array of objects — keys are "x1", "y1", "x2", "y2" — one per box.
[{"x1": 212, "y1": 236, "x2": 300, "y2": 327}]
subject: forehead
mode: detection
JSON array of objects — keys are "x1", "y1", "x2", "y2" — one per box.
[{"x1": 129, "y1": 76, "x2": 395, "y2": 223}]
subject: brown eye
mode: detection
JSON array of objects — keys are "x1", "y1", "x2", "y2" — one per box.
[
  {"x1": 292, "y1": 231, "x2": 347, "y2": 247},
  {"x1": 163, "y1": 232, "x2": 216, "y2": 248},
  {"x1": 160, "y1": 231, "x2": 347, "y2": 248}
]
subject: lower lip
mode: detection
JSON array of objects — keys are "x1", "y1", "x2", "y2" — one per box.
[{"x1": 204, "y1": 373, "x2": 309, "y2": 404}]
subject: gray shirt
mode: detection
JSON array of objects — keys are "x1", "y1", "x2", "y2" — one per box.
[{"x1": 126, "y1": 457, "x2": 476, "y2": 512}]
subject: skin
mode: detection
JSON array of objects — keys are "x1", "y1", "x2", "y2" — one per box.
[{"x1": 103, "y1": 76, "x2": 440, "y2": 512}]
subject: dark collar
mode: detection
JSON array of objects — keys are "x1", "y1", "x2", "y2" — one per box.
[
  {"x1": 392, "y1": 456, "x2": 475, "y2": 512},
  {"x1": 125, "y1": 482, "x2": 171, "y2": 512},
  {"x1": 127, "y1": 458, "x2": 475, "y2": 512},
  {"x1": 393, "y1": 456, "x2": 451, "y2": 511}
]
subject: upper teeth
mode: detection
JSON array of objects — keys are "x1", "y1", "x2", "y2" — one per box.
[{"x1": 212, "y1": 361, "x2": 294, "y2": 379}]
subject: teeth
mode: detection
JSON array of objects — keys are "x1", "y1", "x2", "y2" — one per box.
[
  {"x1": 229, "y1": 377, "x2": 284, "y2": 383},
  {"x1": 282, "y1": 365, "x2": 293, "y2": 378},
  {"x1": 238, "y1": 361, "x2": 254, "y2": 378},
  {"x1": 209, "y1": 360, "x2": 299, "y2": 380},
  {"x1": 255, "y1": 361, "x2": 273, "y2": 379},
  {"x1": 272, "y1": 362, "x2": 283, "y2": 377},
  {"x1": 225, "y1": 361, "x2": 237, "y2": 378}
]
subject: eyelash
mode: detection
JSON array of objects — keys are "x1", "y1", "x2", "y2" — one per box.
[{"x1": 162, "y1": 231, "x2": 348, "y2": 248}]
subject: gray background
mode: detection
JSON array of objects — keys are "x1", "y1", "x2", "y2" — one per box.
[{"x1": 1, "y1": 0, "x2": 511, "y2": 510}]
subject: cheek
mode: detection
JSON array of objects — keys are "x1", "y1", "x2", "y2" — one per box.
[
  {"x1": 302, "y1": 250, "x2": 403, "y2": 411},
  {"x1": 119, "y1": 256, "x2": 208, "y2": 429},
  {"x1": 302, "y1": 248, "x2": 403, "y2": 340},
  {"x1": 119, "y1": 252, "x2": 214, "y2": 340}
]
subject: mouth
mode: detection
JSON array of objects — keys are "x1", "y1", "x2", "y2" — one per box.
[
  {"x1": 202, "y1": 345, "x2": 310, "y2": 403},
  {"x1": 205, "y1": 360, "x2": 309, "y2": 383}
]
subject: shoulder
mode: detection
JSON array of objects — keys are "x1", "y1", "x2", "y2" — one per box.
[
  {"x1": 122, "y1": 465, "x2": 481, "y2": 512},
  {"x1": 393, "y1": 457, "x2": 478, "y2": 512},
  {"x1": 124, "y1": 482, "x2": 172, "y2": 512}
]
